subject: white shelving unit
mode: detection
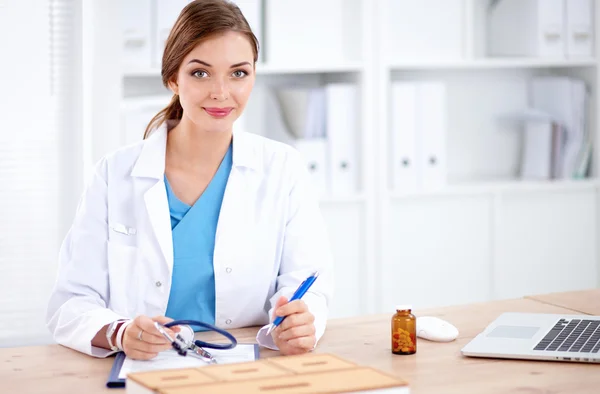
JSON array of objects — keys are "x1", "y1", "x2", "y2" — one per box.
[
  {"x1": 376, "y1": 0, "x2": 600, "y2": 315},
  {"x1": 390, "y1": 58, "x2": 598, "y2": 70},
  {"x1": 88, "y1": 0, "x2": 600, "y2": 320}
]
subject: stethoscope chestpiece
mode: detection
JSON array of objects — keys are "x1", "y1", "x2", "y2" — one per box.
[
  {"x1": 153, "y1": 322, "x2": 191, "y2": 356},
  {"x1": 153, "y1": 320, "x2": 237, "y2": 363}
]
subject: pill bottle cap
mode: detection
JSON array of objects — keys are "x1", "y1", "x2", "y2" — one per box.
[{"x1": 395, "y1": 304, "x2": 412, "y2": 311}]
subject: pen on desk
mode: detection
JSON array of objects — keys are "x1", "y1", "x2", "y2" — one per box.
[{"x1": 266, "y1": 271, "x2": 320, "y2": 336}]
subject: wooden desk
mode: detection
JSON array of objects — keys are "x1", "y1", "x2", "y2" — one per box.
[
  {"x1": 526, "y1": 289, "x2": 600, "y2": 315},
  {"x1": 1, "y1": 293, "x2": 599, "y2": 394}
]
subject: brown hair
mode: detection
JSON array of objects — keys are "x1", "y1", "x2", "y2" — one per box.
[{"x1": 143, "y1": 0, "x2": 259, "y2": 139}]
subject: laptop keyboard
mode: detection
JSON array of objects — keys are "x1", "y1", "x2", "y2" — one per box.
[{"x1": 534, "y1": 319, "x2": 600, "y2": 353}]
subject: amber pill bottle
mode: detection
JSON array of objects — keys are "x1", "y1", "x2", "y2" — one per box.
[{"x1": 391, "y1": 305, "x2": 417, "y2": 355}]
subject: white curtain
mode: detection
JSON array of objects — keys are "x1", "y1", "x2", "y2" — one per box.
[{"x1": 0, "y1": 0, "x2": 82, "y2": 347}]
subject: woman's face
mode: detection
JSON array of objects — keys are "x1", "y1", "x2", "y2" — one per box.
[{"x1": 169, "y1": 31, "x2": 255, "y2": 133}]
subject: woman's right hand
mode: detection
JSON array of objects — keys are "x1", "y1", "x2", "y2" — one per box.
[{"x1": 121, "y1": 316, "x2": 181, "y2": 360}]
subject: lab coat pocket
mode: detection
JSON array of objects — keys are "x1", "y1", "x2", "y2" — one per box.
[{"x1": 107, "y1": 241, "x2": 139, "y2": 316}]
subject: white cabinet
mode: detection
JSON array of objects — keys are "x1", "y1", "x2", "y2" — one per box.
[
  {"x1": 494, "y1": 189, "x2": 598, "y2": 299},
  {"x1": 380, "y1": 185, "x2": 599, "y2": 313},
  {"x1": 381, "y1": 196, "x2": 493, "y2": 311},
  {"x1": 321, "y1": 204, "x2": 365, "y2": 318}
]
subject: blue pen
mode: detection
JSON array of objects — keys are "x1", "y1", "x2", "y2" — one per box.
[{"x1": 266, "y1": 271, "x2": 320, "y2": 335}]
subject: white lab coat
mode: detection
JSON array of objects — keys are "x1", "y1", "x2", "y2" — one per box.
[{"x1": 46, "y1": 124, "x2": 334, "y2": 358}]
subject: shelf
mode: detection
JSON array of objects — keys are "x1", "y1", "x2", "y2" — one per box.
[
  {"x1": 123, "y1": 68, "x2": 162, "y2": 78},
  {"x1": 388, "y1": 58, "x2": 597, "y2": 71},
  {"x1": 390, "y1": 179, "x2": 599, "y2": 199},
  {"x1": 123, "y1": 62, "x2": 363, "y2": 78},
  {"x1": 256, "y1": 62, "x2": 362, "y2": 75},
  {"x1": 319, "y1": 194, "x2": 366, "y2": 204}
]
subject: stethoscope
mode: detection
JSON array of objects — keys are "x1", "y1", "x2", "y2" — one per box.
[{"x1": 153, "y1": 320, "x2": 237, "y2": 364}]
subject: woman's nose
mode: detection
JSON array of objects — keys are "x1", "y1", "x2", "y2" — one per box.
[{"x1": 210, "y1": 79, "x2": 228, "y2": 101}]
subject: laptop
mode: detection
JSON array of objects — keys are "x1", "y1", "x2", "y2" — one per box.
[{"x1": 461, "y1": 312, "x2": 600, "y2": 363}]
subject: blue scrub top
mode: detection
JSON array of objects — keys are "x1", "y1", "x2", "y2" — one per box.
[{"x1": 164, "y1": 145, "x2": 232, "y2": 328}]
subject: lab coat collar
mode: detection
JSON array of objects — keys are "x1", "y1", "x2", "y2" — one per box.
[{"x1": 130, "y1": 121, "x2": 259, "y2": 179}]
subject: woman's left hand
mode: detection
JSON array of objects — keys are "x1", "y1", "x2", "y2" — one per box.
[{"x1": 270, "y1": 296, "x2": 316, "y2": 355}]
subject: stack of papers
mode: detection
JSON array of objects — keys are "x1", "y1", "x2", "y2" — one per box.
[{"x1": 118, "y1": 344, "x2": 258, "y2": 380}]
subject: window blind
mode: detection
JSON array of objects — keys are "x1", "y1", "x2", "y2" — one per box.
[{"x1": 0, "y1": 0, "x2": 81, "y2": 347}]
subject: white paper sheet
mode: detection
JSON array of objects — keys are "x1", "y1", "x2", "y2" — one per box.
[{"x1": 118, "y1": 344, "x2": 257, "y2": 379}]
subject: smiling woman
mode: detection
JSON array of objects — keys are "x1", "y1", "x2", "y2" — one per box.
[
  {"x1": 46, "y1": 0, "x2": 334, "y2": 362},
  {"x1": 167, "y1": 31, "x2": 255, "y2": 135},
  {"x1": 144, "y1": 0, "x2": 259, "y2": 138}
]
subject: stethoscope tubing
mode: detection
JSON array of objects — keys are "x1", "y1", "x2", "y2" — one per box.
[{"x1": 164, "y1": 319, "x2": 237, "y2": 350}]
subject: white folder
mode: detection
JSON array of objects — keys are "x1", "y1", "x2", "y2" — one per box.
[
  {"x1": 417, "y1": 82, "x2": 447, "y2": 191},
  {"x1": 531, "y1": 76, "x2": 587, "y2": 178},
  {"x1": 294, "y1": 138, "x2": 328, "y2": 198},
  {"x1": 325, "y1": 83, "x2": 359, "y2": 196},
  {"x1": 520, "y1": 120, "x2": 555, "y2": 180},
  {"x1": 154, "y1": 0, "x2": 192, "y2": 68},
  {"x1": 121, "y1": 0, "x2": 152, "y2": 70},
  {"x1": 488, "y1": 0, "x2": 565, "y2": 57},
  {"x1": 390, "y1": 82, "x2": 418, "y2": 193},
  {"x1": 565, "y1": 0, "x2": 594, "y2": 57}
]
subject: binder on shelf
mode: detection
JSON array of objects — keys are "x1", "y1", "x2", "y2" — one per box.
[
  {"x1": 274, "y1": 86, "x2": 338, "y2": 197},
  {"x1": 304, "y1": 88, "x2": 327, "y2": 140},
  {"x1": 237, "y1": 85, "x2": 296, "y2": 144},
  {"x1": 565, "y1": 0, "x2": 594, "y2": 57},
  {"x1": 530, "y1": 76, "x2": 589, "y2": 179},
  {"x1": 121, "y1": 0, "x2": 152, "y2": 70},
  {"x1": 259, "y1": 83, "x2": 361, "y2": 198},
  {"x1": 488, "y1": 0, "x2": 566, "y2": 57},
  {"x1": 294, "y1": 138, "x2": 328, "y2": 198},
  {"x1": 498, "y1": 108, "x2": 566, "y2": 180},
  {"x1": 390, "y1": 81, "x2": 447, "y2": 193},
  {"x1": 325, "y1": 83, "x2": 359, "y2": 196},
  {"x1": 521, "y1": 119, "x2": 557, "y2": 180},
  {"x1": 390, "y1": 82, "x2": 418, "y2": 193},
  {"x1": 417, "y1": 82, "x2": 447, "y2": 192}
]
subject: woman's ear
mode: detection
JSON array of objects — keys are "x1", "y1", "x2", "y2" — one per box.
[{"x1": 168, "y1": 79, "x2": 179, "y2": 95}]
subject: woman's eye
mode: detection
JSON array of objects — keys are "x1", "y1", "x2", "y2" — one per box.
[
  {"x1": 192, "y1": 70, "x2": 208, "y2": 78},
  {"x1": 232, "y1": 70, "x2": 248, "y2": 78}
]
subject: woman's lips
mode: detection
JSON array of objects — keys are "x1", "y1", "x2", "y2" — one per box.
[{"x1": 203, "y1": 107, "x2": 233, "y2": 118}]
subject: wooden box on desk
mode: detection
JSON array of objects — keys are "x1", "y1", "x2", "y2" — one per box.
[{"x1": 126, "y1": 353, "x2": 409, "y2": 393}]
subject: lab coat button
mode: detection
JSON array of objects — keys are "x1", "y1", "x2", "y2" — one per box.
[
  {"x1": 226, "y1": 319, "x2": 232, "y2": 324},
  {"x1": 155, "y1": 281, "x2": 162, "y2": 287},
  {"x1": 226, "y1": 267, "x2": 232, "y2": 273}
]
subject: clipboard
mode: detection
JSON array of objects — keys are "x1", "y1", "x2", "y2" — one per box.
[
  {"x1": 106, "y1": 352, "x2": 127, "y2": 388},
  {"x1": 106, "y1": 344, "x2": 260, "y2": 389}
]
